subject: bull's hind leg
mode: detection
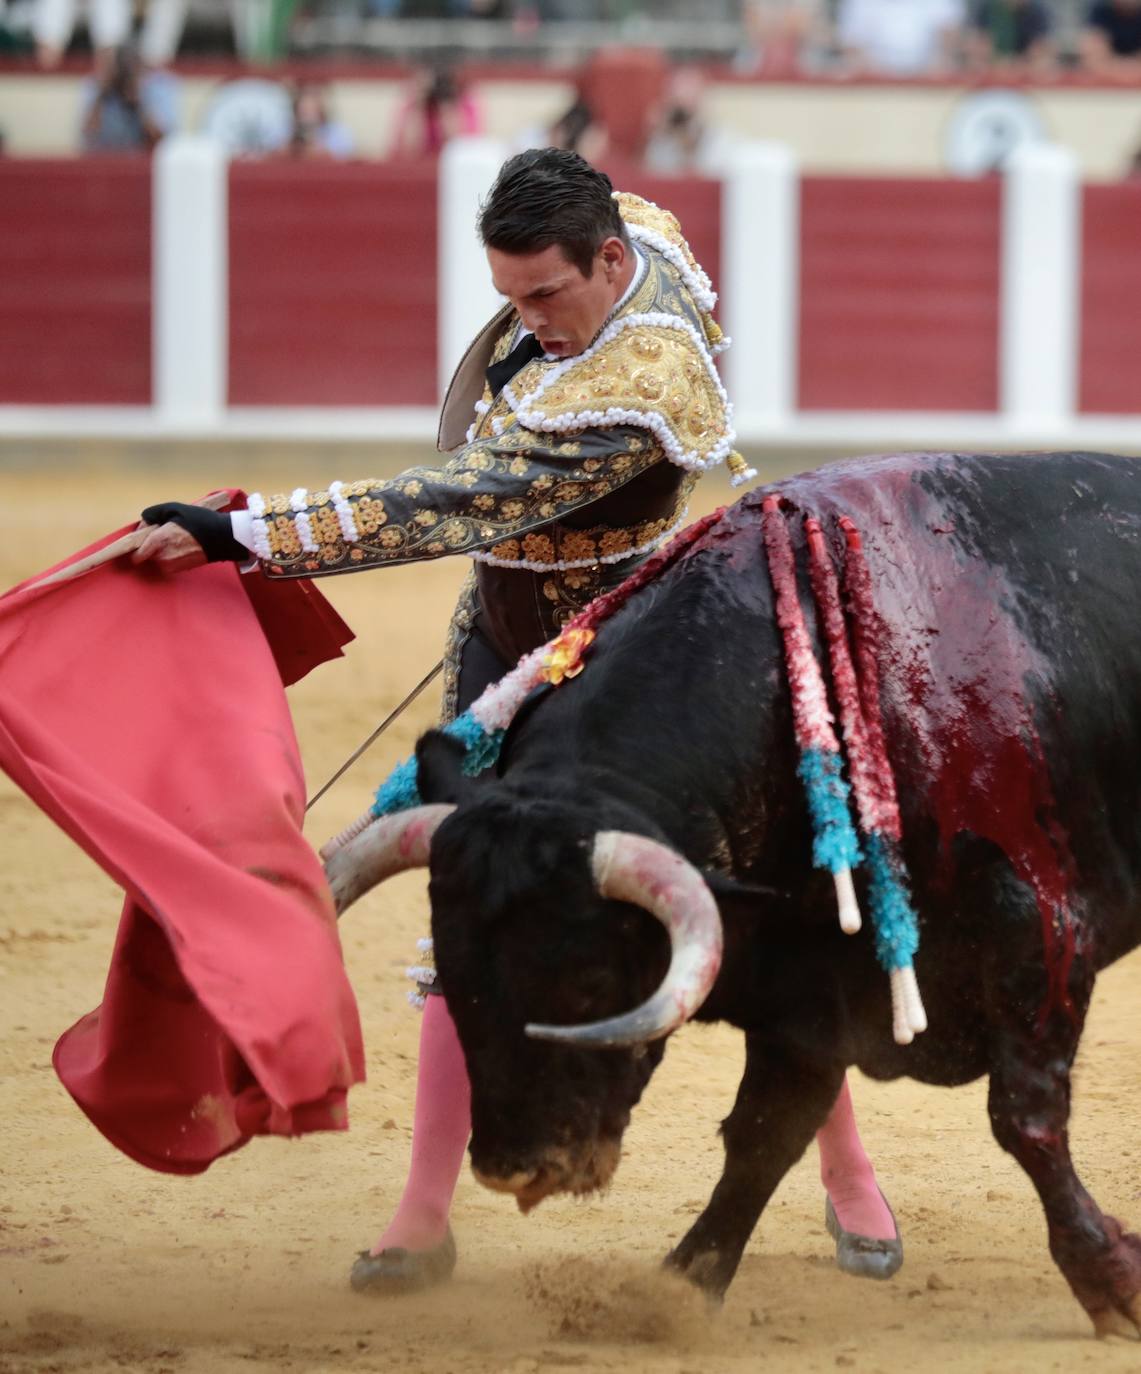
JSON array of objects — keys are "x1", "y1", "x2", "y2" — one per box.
[
  {"x1": 665, "y1": 1032, "x2": 844, "y2": 1300},
  {"x1": 987, "y1": 953, "x2": 1141, "y2": 1338}
]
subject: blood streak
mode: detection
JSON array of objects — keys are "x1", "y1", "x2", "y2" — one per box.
[{"x1": 705, "y1": 458, "x2": 1080, "y2": 1028}]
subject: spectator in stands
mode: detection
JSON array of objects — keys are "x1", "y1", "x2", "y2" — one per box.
[
  {"x1": 34, "y1": 0, "x2": 127, "y2": 66},
  {"x1": 1080, "y1": 0, "x2": 1141, "y2": 74},
  {"x1": 836, "y1": 0, "x2": 966, "y2": 76},
  {"x1": 80, "y1": 43, "x2": 174, "y2": 153},
  {"x1": 643, "y1": 66, "x2": 737, "y2": 176},
  {"x1": 288, "y1": 80, "x2": 354, "y2": 159},
  {"x1": 735, "y1": 0, "x2": 832, "y2": 76},
  {"x1": 966, "y1": 0, "x2": 1055, "y2": 70},
  {"x1": 517, "y1": 93, "x2": 609, "y2": 163},
  {"x1": 389, "y1": 62, "x2": 483, "y2": 159}
]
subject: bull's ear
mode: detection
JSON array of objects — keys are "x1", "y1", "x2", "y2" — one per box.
[
  {"x1": 703, "y1": 870, "x2": 786, "y2": 921},
  {"x1": 415, "y1": 729, "x2": 480, "y2": 805}
]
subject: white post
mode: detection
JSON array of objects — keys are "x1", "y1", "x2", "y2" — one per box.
[
  {"x1": 153, "y1": 134, "x2": 228, "y2": 428},
  {"x1": 721, "y1": 141, "x2": 799, "y2": 434},
  {"x1": 1000, "y1": 143, "x2": 1081, "y2": 432},
  {"x1": 438, "y1": 136, "x2": 509, "y2": 402}
]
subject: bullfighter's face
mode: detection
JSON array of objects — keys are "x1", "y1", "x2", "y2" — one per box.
[
  {"x1": 486, "y1": 238, "x2": 633, "y2": 361},
  {"x1": 428, "y1": 798, "x2": 672, "y2": 1210}
]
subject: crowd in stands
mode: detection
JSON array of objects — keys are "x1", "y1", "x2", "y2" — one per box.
[{"x1": 6, "y1": 0, "x2": 1141, "y2": 158}]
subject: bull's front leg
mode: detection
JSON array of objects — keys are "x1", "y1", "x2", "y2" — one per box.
[
  {"x1": 988, "y1": 979, "x2": 1141, "y2": 1339},
  {"x1": 665, "y1": 1032, "x2": 843, "y2": 1300}
]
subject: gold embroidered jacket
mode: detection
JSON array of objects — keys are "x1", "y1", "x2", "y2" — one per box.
[{"x1": 247, "y1": 194, "x2": 744, "y2": 582}]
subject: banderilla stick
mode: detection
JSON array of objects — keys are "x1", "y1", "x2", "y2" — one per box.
[{"x1": 305, "y1": 658, "x2": 444, "y2": 812}]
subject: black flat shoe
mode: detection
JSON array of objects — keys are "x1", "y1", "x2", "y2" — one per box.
[
  {"x1": 824, "y1": 1195, "x2": 903, "y2": 1280},
  {"x1": 349, "y1": 1226, "x2": 457, "y2": 1295}
]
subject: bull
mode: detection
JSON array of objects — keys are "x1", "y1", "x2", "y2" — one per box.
[{"x1": 328, "y1": 450, "x2": 1141, "y2": 1337}]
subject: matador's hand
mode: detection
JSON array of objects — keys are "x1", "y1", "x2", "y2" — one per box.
[{"x1": 133, "y1": 502, "x2": 246, "y2": 573}]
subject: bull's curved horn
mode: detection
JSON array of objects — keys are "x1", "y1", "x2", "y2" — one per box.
[
  {"x1": 525, "y1": 831, "x2": 724, "y2": 1049},
  {"x1": 324, "y1": 804, "x2": 456, "y2": 917}
]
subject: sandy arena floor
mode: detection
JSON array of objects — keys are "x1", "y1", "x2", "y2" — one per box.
[{"x1": 2, "y1": 452, "x2": 1140, "y2": 1374}]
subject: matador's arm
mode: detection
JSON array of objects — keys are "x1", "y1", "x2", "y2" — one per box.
[{"x1": 242, "y1": 424, "x2": 665, "y2": 578}]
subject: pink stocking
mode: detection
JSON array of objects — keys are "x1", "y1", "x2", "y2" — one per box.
[
  {"x1": 370, "y1": 995, "x2": 472, "y2": 1255},
  {"x1": 815, "y1": 1075, "x2": 896, "y2": 1240}
]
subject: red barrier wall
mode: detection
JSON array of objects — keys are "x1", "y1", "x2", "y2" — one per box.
[
  {"x1": 798, "y1": 176, "x2": 1001, "y2": 412},
  {"x1": 0, "y1": 159, "x2": 151, "y2": 405},
  {"x1": 228, "y1": 160, "x2": 438, "y2": 407},
  {"x1": 1079, "y1": 182, "x2": 1141, "y2": 415}
]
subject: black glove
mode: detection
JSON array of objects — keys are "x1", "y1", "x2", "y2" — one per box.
[{"x1": 140, "y1": 502, "x2": 250, "y2": 563}]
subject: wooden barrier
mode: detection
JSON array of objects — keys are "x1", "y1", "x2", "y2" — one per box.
[
  {"x1": 799, "y1": 175, "x2": 1001, "y2": 413},
  {"x1": 0, "y1": 158, "x2": 151, "y2": 404},
  {"x1": 228, "y1": 159, "x2": 438, "y2": 407},
  {"x1": 1079, "y1": 182, "x2": 1141, "y2": 417}
]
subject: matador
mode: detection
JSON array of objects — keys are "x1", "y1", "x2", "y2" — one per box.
[{"x1": 135, "y1": 147, "x2": 903, "y2": 1295}]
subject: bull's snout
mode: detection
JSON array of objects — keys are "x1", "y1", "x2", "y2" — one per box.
[
  {"x1": 471, "y1": 1138, "x2": 622, "y2": 1212},
  {"x1": 472, "y1": 1164, "x2": 554, "y2": 1213}
]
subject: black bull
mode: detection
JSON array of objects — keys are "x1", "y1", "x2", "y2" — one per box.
[{"x1": 334, "y1": 451, "x2": 1141, "y2": 1336}]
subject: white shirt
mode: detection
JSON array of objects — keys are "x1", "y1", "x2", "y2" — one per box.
[{"x1": 837, "y1": 0, "x2": 965, "y2": 74}]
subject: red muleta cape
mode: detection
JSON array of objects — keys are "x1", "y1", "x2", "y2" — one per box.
[{"x1": 0, "y1": 508, "x2": 365, "y2": 1174}]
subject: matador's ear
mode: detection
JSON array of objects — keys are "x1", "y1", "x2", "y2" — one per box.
[{"x1": 415, "y1": 729, "x2": 480, "y2": 806}]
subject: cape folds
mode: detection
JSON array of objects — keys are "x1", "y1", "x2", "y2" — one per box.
[{"x1": 0, "y1": 505, "x2": 363, "y2": 1173}]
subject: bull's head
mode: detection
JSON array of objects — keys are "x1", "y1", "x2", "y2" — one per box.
[{"x1": 324, "y1": 771, "x2": 723, "y2": 1212}]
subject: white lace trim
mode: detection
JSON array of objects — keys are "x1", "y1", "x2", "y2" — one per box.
[
  {"x1": 289, "y1": 488, "x2": 319, "y2": 553},
  {"x1": 465, "y1": 398, "x2": 493, "y2": 443},
  {"x1": 468, "y1": 506, "x2": 689, "y2": 574},
  {"x1": 406, "y1": 964, "x2": 437, "y2": 985},
  {"x1": 247, "y1": 492, "x2": 272, "y2": 560},
  {"x1": 622, "y1": 213, "x2": 717, "y2": 314},
  {"x1": 328, "y1": 480, "x2": 360, "y2": 543}
]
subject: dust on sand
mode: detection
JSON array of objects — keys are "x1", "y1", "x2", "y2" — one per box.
[{"x1": 2, "y1": 457, "x2": 1140, "y2": 1374}]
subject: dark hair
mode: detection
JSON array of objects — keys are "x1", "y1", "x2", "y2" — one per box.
[{"x1": 478, "y1": 148, "x2": 628, "y2": 278}]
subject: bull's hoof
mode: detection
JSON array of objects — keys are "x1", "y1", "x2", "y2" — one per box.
[
  {"x1": 1092, "y1": 1294, "x2": 1141, "y2": 1341},
  {"x1": 349, "y1": 1227, "x2": 457, "y2": 1296},
  {"x1": 824, "y1": 1196, "x2": 903, "y2": 1281}
]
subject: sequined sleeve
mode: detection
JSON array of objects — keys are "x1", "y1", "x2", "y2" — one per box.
[{"x1": 246, "y1": 425, "x2": 664, "y2": 578}]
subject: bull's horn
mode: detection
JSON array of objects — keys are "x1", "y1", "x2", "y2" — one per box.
[
  {"x1": 525, "y1": 831, "x2": 724, "y2": 1048},
  {"x1": 324, "y1": 804, "x2": 456, "y2": 917}
]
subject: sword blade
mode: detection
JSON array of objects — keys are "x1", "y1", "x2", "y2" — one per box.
[{"x1": 305, "y1": 658, "x2": 444, "y2": 812}]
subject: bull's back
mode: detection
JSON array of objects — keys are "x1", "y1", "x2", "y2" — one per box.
[
  {"x1": 763, "y1": 451, "x2": 1141, "y2": 967},
  {"x1": 513, "y1": 452, "x2": 1141, "y2": 968}
]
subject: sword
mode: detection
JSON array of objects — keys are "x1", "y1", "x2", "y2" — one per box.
[{"x1": 305, "y1": 658, "x2": 444, "y2": 812}]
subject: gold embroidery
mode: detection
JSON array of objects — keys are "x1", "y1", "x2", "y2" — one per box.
[
  {"x1": 600, "y1": 529, "x2": 633, "y2": 557},
  {"x1": 560, "y1": 530, "x2": 597, "y2": 562},
  {"x1": 522, "y1": 532, "x2": 555, "y2": 564},
  {"x1": 312, "y1": 508, "x2": 341, "y2": 544},
  {"x1": 268, "y1": 515, "x2": 302, "y2": 558},
  {"x1": 440, "y1": 569, "x2": 478, "y2": 725},
  {"x1": 514, "y1": 306, "x2": 729, "y2": 465}
]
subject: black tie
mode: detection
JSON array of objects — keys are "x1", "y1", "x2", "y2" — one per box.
[{"x1": 486, "y1": 332, "x2": 545, "y2": 397}]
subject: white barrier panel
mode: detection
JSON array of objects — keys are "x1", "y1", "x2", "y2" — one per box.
[
  {"x1": 438, "y1": 137, "x2": 509, "y2": 403},
  {"x1": 721, "y1": 141, "x2": 800, "y2": 434},
  {"x1": 153, "y1": 135, "x2": 228, "y2": 428},
  {"x1": 1001, "y1": 143, "x2": 1081, "y2": 432}
]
